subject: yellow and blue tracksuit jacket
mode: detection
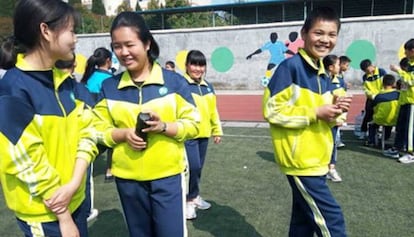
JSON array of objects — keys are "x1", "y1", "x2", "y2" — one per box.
[
  {"x1": 93, "y1": 63, "x2": 200, "y2": 181},
  {"x1": 331, "y1": 75, "x2": 347, "y2": 124},
  {"x1": 363, "y1": 67, "x2": 386, "y2": 100},
  {"x1": 263, "y1": 48, "x2": 336, "y2": 176},
  {"x1": 0, "y1": 55, "x2": 98, "y2": 222},
  {"x1": 372, "y1": 88, "x2": 400, "y2": 126},
  {"x1": 183, "y1": 74, "x2": 223, "y2": 138},
  {"x1": 396, "y1": 60, "x2": 414, "y2": 104}
]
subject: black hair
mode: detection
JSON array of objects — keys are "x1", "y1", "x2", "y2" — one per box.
[
  {"x1": 359, "y1": 59, "x2": 372, "y2": 71},
  {"x1": 302, "y1": 7, "x2": 341, "y2": 34},
  {"x1": 185, "y1": 50, "x2": 206, "y2": 66},
  {"x1": 399, "y1": 57, "x2": 409, "y2": 70},
  {"x1": 110, "y1": 12, "x2": 159, "y2": 64},
  {"x1": 339, "y1": 55, "x2": 351, "y2": 64},
  {"x1": 0, "y1": 37, "x2": 16, "y2": 69},
  {"x1": 165, "y1": 60, "x2": 175, "y2": 68},
  {"x1": 0, "y1": 0, "x2": 80, "y2": 69},
  {"x1": 323, "y1": 54, "x2": 339, "y2": 70},
  {"x1": 404, "y1": 39, "x2": 414, "y2": 51},
  {"x1": 55, "y1": 52, "x2": 76, "y2": 69},
  {"x1": 382, "y1": 74, "x2": 396, "y2": 87},
  {"x1": 81, "y1": 47, "x2": 112, "y2": 83}
]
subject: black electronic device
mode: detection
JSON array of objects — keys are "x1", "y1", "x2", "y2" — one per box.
[{"x1": 135, "y1": 112, "x2": 151, "y2": 143}]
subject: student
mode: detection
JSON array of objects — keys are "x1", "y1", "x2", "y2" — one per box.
[
  {"x1": 367, "y1": 74, "x2": 400, "y2": 146},
  {"x1": 0, "y1": 0, "x2": 98, "y2": 236},
  {"x1": 263, "y1": 7, "x2": 349, "y2": 236},
  {"x1": 323, "y1": 54, "x2": 346, "y2": 182},
  {"x1": 81, "y1": 47, "x2": 113, "y2": 96},
  {"x1": 183, "y1": 50, "x2": 223, "y2": 220},
  {"x1": 165, "y1": 60, "x2": 176, "y2": 71},
  {"x1": 383, "y1": 57, "x2": 410, "y2": 159},
  {"x1": 81, "y1": 47, "x2": 114, "y2": 181},
  {"x1": 335, "y1": 55, "x2": 352, "y2": 148},
  {"x1": 359, "y1": 59, "x2": 387, "y2": 140},
  {"x1": 92, "y1": 12, "x2": 200, "y2": 237},
  {"x1": 390, "y1": 39, "x2": 414, "y2": 163}
]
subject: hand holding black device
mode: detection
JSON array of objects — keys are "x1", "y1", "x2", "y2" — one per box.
[{"x1": 135, "y1": 112, "x2": 151, "y2": 144}]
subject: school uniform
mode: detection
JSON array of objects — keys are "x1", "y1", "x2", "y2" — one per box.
[
  {"x1": 93, "y1": 63, "x2": 200, "y2": 237},
  {"x1": 263, "y1": 48, "x2": 347, "y2": 237},
  {"x1": 183, "y1": 74, "x2": 223, "y2": 200},
  {"x1": 0, "y1": 54, "x2": 98, "y2": 236},
  {"x1": 368, "y1": 88, "x2": 400, "y2": 144}
]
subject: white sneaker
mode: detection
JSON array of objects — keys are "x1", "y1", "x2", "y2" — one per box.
[
  {"x1": 336, "y1": 142, "x2": 345, "y2": 148},
  {"x1": 87, "y1": 208, "x2": 99, "y2": 222},
  {"x1": 383, "y1": 148, "x2": 399, "y2": 159},
  {"x1": 326, "y1": 169, "x2": 342, "y2": 182},
  {"x1": 186, "y1": 202, "x2": 197, "y2": 220},
  {"x1": 398, "y1": 154, "x2": 414, "y2": 164},
  {"x1": 193, "y1": 196, "x2": 211, "y2": 210}
]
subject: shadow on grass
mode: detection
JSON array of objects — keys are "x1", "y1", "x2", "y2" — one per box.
[
  {"x1": 256, "y1": 151, "x2": 275, "y2": 163},
  {"x1": 191, "y1": 201, "x2": 263, "y2": 237},
  {"x1": 88, "y1": 209, "x2": 128, "y2": 237}
]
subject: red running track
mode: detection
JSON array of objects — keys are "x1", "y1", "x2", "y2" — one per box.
[{"x1": 217, "y1": 93, "x2": 365, "y2": 124}]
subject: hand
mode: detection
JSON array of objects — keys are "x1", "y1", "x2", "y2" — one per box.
[
  {"x1": 44, "y1": 182, "x2": 77, "y2": 214},
  {"x1": 213, "y1": 136, "x2": 221, "y2": 144},
  {"x1": 140, "y1": 111, "x2": 166, "y2": 133},
  {"x1": 316, "y1": 104, "x2": 343, "y2": 122},
  {"x1": 390, "y1": 64, "x2": 400, "y2": 72},
  {"x1": 57, "y1": 210, "x2": 80, "y2": 237},
  {"x1": 125, "y1": 128, "x2": 147, "y2": 150},
  {"x1": 334, "y1": 96, "x2": 352, "y2": 112}
]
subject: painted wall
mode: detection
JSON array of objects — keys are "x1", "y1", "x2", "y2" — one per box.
[{"x1": 75, "y1": 14, "x2": 414, "y2": 90}]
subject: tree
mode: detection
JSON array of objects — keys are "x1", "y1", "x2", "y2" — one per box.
[
  {"x1": 68, "y1": 0, "x2": 82, "y2": 5},
  {"x1": 135, "y1": 1, "x2": 142, "y2": 11},
  {"x1": 117, "y1": 0, "x2": 133, "y2": 14},
  {"x1": 91, "y1": 0, "x2": 106, "y2": 15},
  {"x1": 0, "y1": 0, "x2": 16, "y2": 17}
]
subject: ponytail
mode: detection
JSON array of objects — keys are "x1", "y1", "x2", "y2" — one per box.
[{"x1": 0, "y1": 36, "x2": 18, "y2": 69}]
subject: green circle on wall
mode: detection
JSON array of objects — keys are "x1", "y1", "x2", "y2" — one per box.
[
  {"x1": 345, "y1": 40, "x2": 376, "y2": 69},
  {"x1": 211, "y1": 47, "x2": 234, "y2": 73}
]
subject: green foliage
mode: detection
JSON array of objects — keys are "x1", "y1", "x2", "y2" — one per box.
[
  {"x1": 91, "y1": 0, "x2": 106, "y2": 15},
  {"x1": 68, "y1": 0, "x2": 82, "y2": 5},
  {"x1": 135, "y1": 1, "x2": 143, "y2": 11},
  {"x1": 117, "y1": 1, "x2": 133, "y2": 14},
  {"x1": 0, "y1": 0, "x2": 16, "y2": 17},
  {"x1": 0, "y1": 17, "x2": 13, "y2": 38}
]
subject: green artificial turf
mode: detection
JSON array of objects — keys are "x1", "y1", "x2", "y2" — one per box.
[{"x1": 1, "y1": 127, "x2": 413, "y2": 237}]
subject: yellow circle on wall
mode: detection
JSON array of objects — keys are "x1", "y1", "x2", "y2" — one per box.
[
  {"x1": 75, "y1": 53, "x2": 87, "y2": 75},
  {"x1": 398, "y1": 44, "x2": 405, "y2": 60},
  {"x1": 175, "y1": 50, "x2": 188, "y2": 73}
]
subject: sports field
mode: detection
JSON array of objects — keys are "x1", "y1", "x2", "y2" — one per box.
[{"x1": 1, "y1": 127, "x2": 413, "y2": 237}]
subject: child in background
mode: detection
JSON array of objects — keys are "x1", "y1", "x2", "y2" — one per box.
[
  {"x1": 336, "y1": 55, "x2": 351, "y2": 147},
  {"x1": 359, "y1": 59, "x2": 387, "y2": 141},
  {"x1": 183, "y1": 50, "x2": 223, "y2": 220},
  {"x1": 367, "y1": 74, "x2": 400, "y2": 147},
  {"x1": 383, "y1": 57, "x2": 409, "y2": 158},
  {"x1": 165, "y1": 60, "x2": 176, "y2": 71},
  {"x1": 263, "y1": 7, "x2": 349, "y2": 236},
  {"x1": 390, "y1": 39, "x2": 414, "y2": 163},
  {"x1": 323, "y1": 54, "x2": 346, "y2": 182}
]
